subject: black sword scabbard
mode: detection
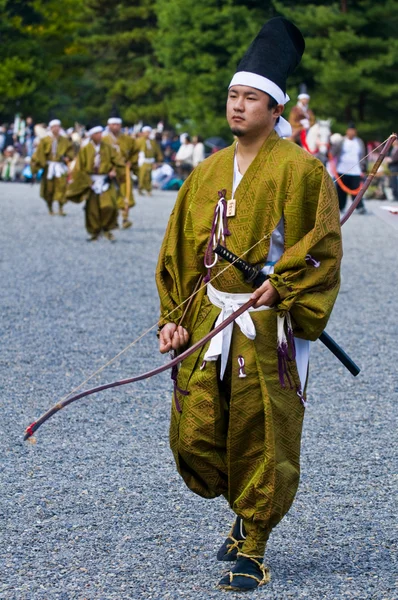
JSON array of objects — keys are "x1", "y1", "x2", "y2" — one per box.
[{"x1": 214, "y1": 244, "x2": 360, "y2": 377}]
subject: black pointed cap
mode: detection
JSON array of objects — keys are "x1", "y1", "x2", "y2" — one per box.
[
  {"x1": 109, "y1": 103, "x2": 122, "y2": 120},
  {"x1": 299, "y1": 82, "x2": 309, "y2": 95},
  {"x1": 233, "y1": 17, "x2": 305, "y2": 95}
]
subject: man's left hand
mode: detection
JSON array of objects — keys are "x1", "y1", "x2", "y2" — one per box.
[{"x1": 250, "y1": 279, "x2": 280, "y2": 308}]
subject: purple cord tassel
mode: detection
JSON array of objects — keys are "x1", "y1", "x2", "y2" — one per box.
[
  {"x1": 277, "y1": 313, "x2": 295, "y2": 389},
  {"x1": 238, "y1": 355, "x2": 247, "y2": 378},
  {"x1": 277, "y1": 341, "x2": 293, "y2": 389},
  {"x1": 297, "y1": 388, "x2": 308, "y2": 408},
  {"x1": 305, "y1": 254, "x2": 321, "y2": 268}
]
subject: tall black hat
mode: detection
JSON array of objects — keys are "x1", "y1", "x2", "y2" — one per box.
[
  {"x1": 298, "y1": 82, "x2": 310, "y2": 99},
  {"x1": 108, "y1": 103, "x2": 122, "y2": 125},
  {"x1": 229, "y1": 17, "x2": 305, "y2": 136}
]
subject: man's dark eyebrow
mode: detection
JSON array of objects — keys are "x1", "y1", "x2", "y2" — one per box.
[{"x1": 229, "y1": 88, "x2": 260, "y2": 97}]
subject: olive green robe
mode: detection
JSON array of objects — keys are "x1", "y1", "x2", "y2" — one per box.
[
  {"x1": 31, "y1": 135, "x2": 74, "y2": 209},
  {"x1": 156, "y1": 131, "x2": 342, "y2": 554},
  {"x1": 102, "y1": 132, "x2": 139, "y2": 210},
  {"x1": 137, "y1": 137, "x2": 163, "y2": 192},
  {"x1": 67, "y1": 141, "x2": 125, "y2": 235}
]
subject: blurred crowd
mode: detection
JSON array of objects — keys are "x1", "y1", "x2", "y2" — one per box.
[{"x1": 0, "y1": 116, "x2": 222, "y2": 189}]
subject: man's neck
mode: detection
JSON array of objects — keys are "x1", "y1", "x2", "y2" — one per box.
[{"x1": 235, "y1": 127, "x2": 273, "y2": 175}]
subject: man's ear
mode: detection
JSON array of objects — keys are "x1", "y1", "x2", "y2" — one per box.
[{"x1": 275, "y1": 104, "x2": 285, "y2": 118}]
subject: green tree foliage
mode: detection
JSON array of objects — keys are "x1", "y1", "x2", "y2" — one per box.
[
  {"x1": 0, "y1": 0, "x2": 87, "y2": 121},
  {"x1": 276, "y1": 0, "x2": 398, "y2": 138},
  {"x1": 0, "y1": 0, "x2": 397, "y2": 139},
  {"x1": 80, "y1": 0, "x2": 162, "y2": 124},
  {"x1": 153, "y1": 0, "x2": 273, "y2": 137}
]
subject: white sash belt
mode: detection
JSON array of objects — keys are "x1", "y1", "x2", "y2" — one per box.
[
  {"x1": 204, "y1": 283, "x2": 271, "y2": 380},
  {"x1": 90, "y1": 174, "x2": 109, "y2": 194},
  {"x1": 47, "y1": 161, "x2": 68, "y2": 180}
]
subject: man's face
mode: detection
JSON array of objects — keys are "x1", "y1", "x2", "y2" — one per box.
[
  {"x1": 51, "y1": 125, "x2": 61, "y2": 137},
  {"x1": 300, "y1": 97, "x2": 309, "y2": 107},
  {"x1": 143, "y1": 131, "x2": 150, "y2": 139},
  {"x1": 346, "y1": 128, "x2": 356, "y2": 139},
  {"x1": 109, "y1": 123, "x2": 121, "y2": 135},
  {"x1": 91, "y1": 132, "x2": 102, "y2": 144},
  {"x1": 226, "y1": 86, "x2": 283, "y2": 138}
]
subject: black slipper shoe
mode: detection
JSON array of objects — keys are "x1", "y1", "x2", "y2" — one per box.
[
  {"x1": 218, "y1": 554, "x2": 270, "y2": 591},
  {"x1": 217, "y1": 517, "x2": 246, "y2": 562}
]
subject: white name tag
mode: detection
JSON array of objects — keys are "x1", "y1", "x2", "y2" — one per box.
[{"x1": 226, "y1": 198, "x2": 236, "y2": 217}]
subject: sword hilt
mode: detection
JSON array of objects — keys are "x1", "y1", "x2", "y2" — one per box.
[{"x1": 214, "y1": 244, "x2": 268, "y2": 287}]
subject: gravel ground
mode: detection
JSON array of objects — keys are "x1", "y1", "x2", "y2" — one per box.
[{"x1": 0, "y1": 183, "x2": 397, "y2": 600}]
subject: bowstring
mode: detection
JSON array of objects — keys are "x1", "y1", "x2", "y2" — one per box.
[{"x1": 57, "y1": 135, "x2": 393, "y2": 404}]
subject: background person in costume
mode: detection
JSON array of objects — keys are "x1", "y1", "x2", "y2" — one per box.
[
  {"x1": 330, "y1": 123, "x2": 367, "y2": 214},
  {"x1": 102, "y1": 113, "x2": 139, "y2": 229},
  {"x1": 156, "y1": 17, "x2": 342, "y2": 592},
  {"x1": 31, "y1": 119, "x2": 74, "y2": 216},
  {"x1": 67, "y1": 125, "x2": 125, "y2": 241},
  {"x1": 137, "y1": 126, "x2": 163, "y2": 195},
  {"x1": 288, "y1": 83, "x2": 316, "y2": 144}
]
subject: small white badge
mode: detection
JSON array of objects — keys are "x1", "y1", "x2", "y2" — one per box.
[{"x1": 226, "y1": 198, "x2": 236, "y2": 217}]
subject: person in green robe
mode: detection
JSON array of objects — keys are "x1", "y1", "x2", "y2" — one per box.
[
  {"x1": 31, "y1": 119, "x2": 74, "y2": 216},
  {"x1": 102, "y1": 116, "x2": 139, "y2": 229},
  {"x1": 67, "y1": 125, "x2": 125, "y2": 241},
  {"x1": 156, "y1": 18, "x2": 342, "y2": 591},
  {"x1": 136, "y1": 127, "x2": 163, "y2": 195}
]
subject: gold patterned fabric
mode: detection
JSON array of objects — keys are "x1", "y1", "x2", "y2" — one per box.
[{"x1": 156, "y1": 131, "x2": 342, "y2": 554}]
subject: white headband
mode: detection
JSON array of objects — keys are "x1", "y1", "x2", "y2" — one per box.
[
  {"x1": 107, "y1": 118, "x2": 122, "y2": 125},
  {"x1": 88, "y1": 126, "x2": 103, "y2": 136},
  {"x1": 142, "y1": 126, "x2": 152, "y2": 133},
  {"x1": 49, "y1": 119, "x2": 61, "y2": 127},
  {"x1": 298, "y1": 93, "x2": 310, "y2": 100},
  {"x1": 229, "y1": 71, "x2": 289, "y2": 105}
]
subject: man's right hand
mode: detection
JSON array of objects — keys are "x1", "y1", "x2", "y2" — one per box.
[{"x1": 159, "y1": 323, "x2": 189, "y2": 354}]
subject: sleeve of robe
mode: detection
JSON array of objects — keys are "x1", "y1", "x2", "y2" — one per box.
[
  {"x1": 110, "y1": 145, "x2": 126, "y2": 182},
  {"x1": 269, "y1": 163, "x2": 342, "y2": 341},
  {"x1": 156, "y1": 171, "x2": 204, "y2": 327},
  {"x1": 31, "y1": 139, "x2": 47, "y2": 174},
  {"x1": 154, "y1": 141, "x2": 163, "y2": 163},
  {"x1": 129, "y1": 139, "x2": 140, "y2": 176}
]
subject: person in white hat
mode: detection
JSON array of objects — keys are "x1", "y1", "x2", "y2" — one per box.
[
  {"x1": 31, "y1": 119, "x2": 74, "y2": 215},
  {"x1": 0, "y1": 145, "x2": 21, "y2": 181},
  {"x1": 136, "y1": 126, "x2": 163, "y2": 195},
  {"x1": 156, "y1": 17, "x2": 341, "y2": 591},
  {"x1": 67, "y1": 124, "x2": 125, "y2": 241},
  {"x1": 288, "y1": 83, "x2": 316, "y2": 143},
  {"x1": 102, "y1": 112, "x2": 139, "y2": 229}
]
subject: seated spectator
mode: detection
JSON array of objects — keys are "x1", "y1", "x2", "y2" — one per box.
[
  {"x1": 0, "y1": 146, "x2": 22, "y2": 181},
  {"x1": 192, "y1": 135, "x2": 205, "y2": 167},
  {"x1": 175, "y1": 135, "x2": 194, "y2": 179},
  {"x1": 152, "y1": 162, "x2": 175, "y2": 189}
]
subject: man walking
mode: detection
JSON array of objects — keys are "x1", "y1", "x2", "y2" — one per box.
[
  {"x1": 67, "y1": 125, "x2": 125, "y2": 241},
  {"x1": 102, "y1": 114, "x2": 139, "y2": 229},
  {"x1": 137, "y1": 127, "x2": 162, "y2": 195},
  {"x1": 156, "y1": 17, "x2": 342, "y2": 591},
  {"x1": 31, "y1": 119, "x2": 74, "y2": 216}
]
